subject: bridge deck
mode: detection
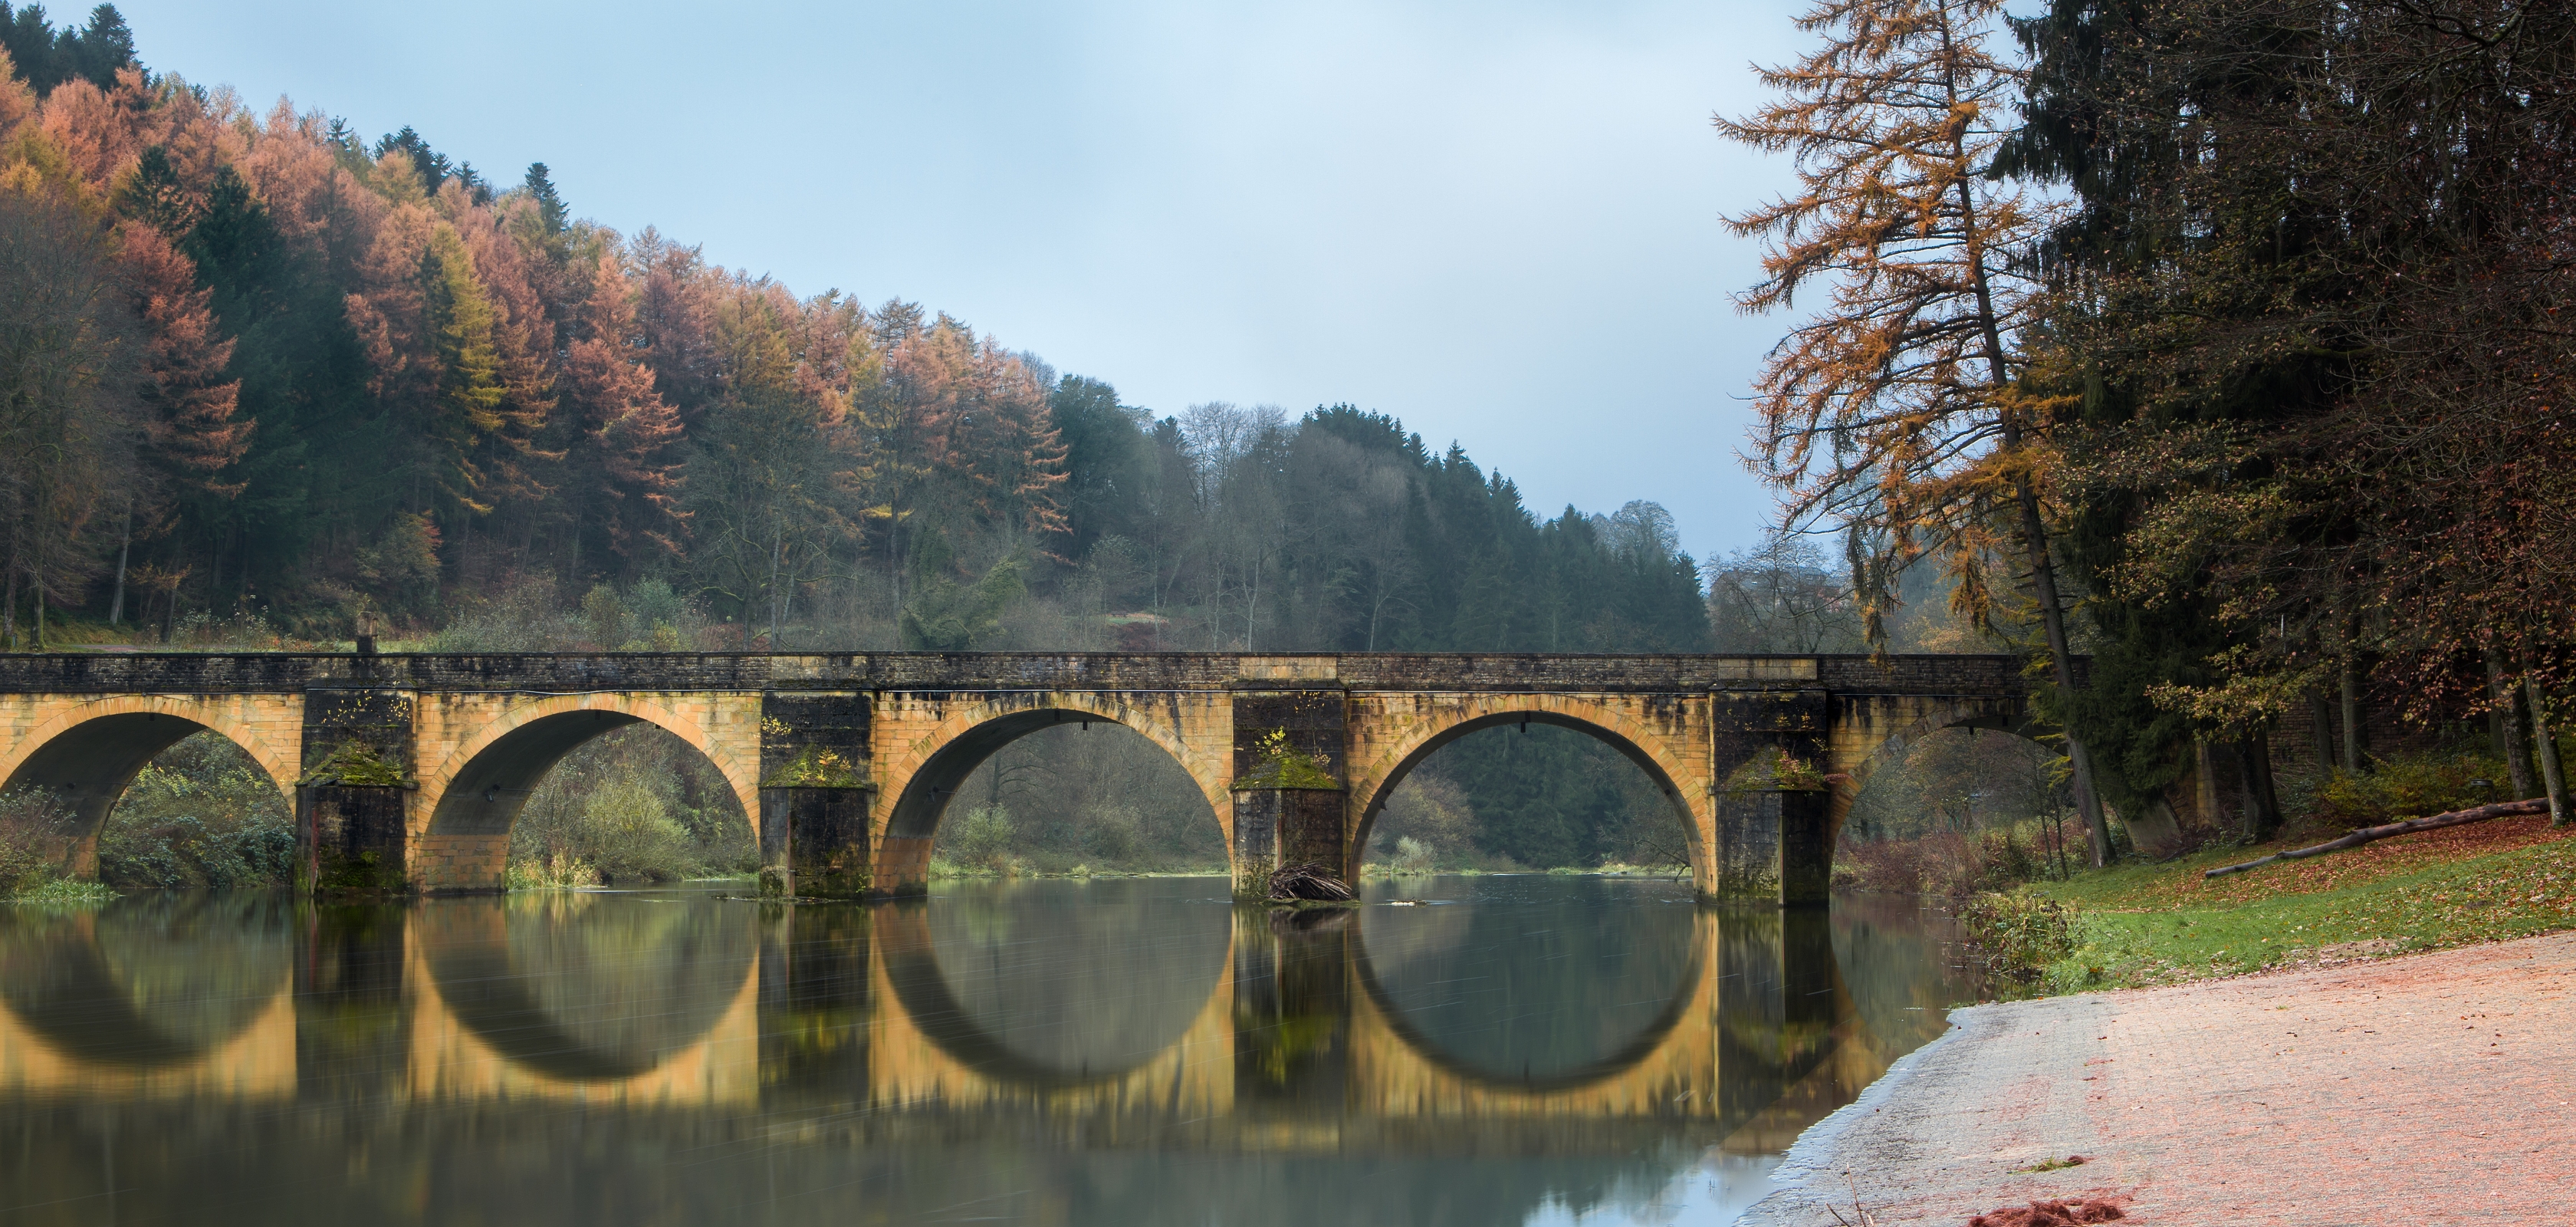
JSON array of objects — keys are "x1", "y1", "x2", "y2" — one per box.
[{"x1": 0, "y1": 651, "x2": 2045, "y2": 696}]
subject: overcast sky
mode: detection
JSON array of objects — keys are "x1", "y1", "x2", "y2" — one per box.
[{"x1": 113, "y1": 0, "x2": 1811, "y2": 561}]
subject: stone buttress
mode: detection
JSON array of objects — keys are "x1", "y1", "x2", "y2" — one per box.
[
  {"x1": 1228, "y1": 683, "x2": 1350, "y2": 900},
  {"x1": 299, "y1": 687, "x2": 418, "y2": 897},
  {"x1": 757, "y1": 691, "x2": 874, "y2": 898}
]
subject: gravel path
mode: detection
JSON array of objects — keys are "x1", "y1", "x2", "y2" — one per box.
[{"x1": 1740, "y1": 930, "x2": 2576, "y2": 1225}]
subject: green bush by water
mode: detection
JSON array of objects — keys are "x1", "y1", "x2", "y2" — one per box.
[
  {"x1": 947, "y1": 805, "x2": 1017, "y2": 872},
  {"x1": 507, "y1": 724, "x2": 757, "y2": 885},
  {"x1": 99, "y1": 736, "x2": 297, "y2": 891},
  {"x1": 0, "y1": 787, "x2": 77, "y2": 897},
  {"x1": 1957, "y1": 891, "x2": 2078, "y2": 995}
]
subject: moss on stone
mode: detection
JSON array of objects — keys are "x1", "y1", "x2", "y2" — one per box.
[
  {"x1": 1232, "y1": 729, "x2": 1342, "y2": 791},
  {"x1": 310, "y1": 847, "x2": 406, "y2": 897},
  {"x1": 1723, "y1": 746, "x2": 1833, "y2": 793},
  {"x1": 301, "y1": 742, "x2": 413, "y2": 788}
]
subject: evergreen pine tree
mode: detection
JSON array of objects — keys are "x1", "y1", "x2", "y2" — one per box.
[
  {"x1": 61, "y1": 3, "x2": 130, "y2": 88},
  {"x1": 521, "y1": 162, "x2": 567, "y2": 237},
  {"x1": 0, "y1": 3, "x2": 58, "y2": 90},
  {"x1": 373, "y1": 126, "x2": 451, "y2": 193}
]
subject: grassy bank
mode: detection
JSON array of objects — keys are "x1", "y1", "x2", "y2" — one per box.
[{"x1": 2010, "y1": 814, "x2": 2576, "y2": 994}]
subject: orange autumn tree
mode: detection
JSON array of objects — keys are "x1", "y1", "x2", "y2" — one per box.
[
  {"x1": 557, "y1": 248, "x2": 684, "y2": 564},
  {"x1": 1717, "y1": 0, "x2": 2116, "y2": 860},
  {"x1": 113, "y1": 221, "x2": 248, "y2": 625}
]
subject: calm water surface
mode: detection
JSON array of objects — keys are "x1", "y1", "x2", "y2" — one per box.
[{"x1": 0, "y1": 877, "x2": 1967, "y2": 1225}]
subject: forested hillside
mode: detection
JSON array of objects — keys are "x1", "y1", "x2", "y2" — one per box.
[{"x1": 0, "y1": 4, "x2": 1709, "y2": 660}]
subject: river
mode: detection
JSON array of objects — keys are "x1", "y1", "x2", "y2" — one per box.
[{"x1": 0, "y1": 877, "x2": 1968, "y2": 1225}]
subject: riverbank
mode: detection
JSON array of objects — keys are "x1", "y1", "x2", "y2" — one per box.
[
  {"x1": 2013, "y1": 813, "x2": 2576, "y2": 992},
  {"x1": 1740, "y1": 929, "x2": 2576, "y2": 1225}
]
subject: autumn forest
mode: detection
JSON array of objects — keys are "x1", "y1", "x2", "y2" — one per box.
[{"x1": 3, "y1": 0, "x2": 2569, "y2": 882}]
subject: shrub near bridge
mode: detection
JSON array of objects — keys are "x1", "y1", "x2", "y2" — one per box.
[
  {"x1": 97, "y1": 735, "x2": 297, "y2": 892},
  {"x1": 1957, "y1": 891, "x2": 2079, "y2": 994},
  {"x1": 508, "y1": 725, "x2": 757, "y2": 886},
  {"x1": 1838, "y1": 823, "x2": 2076, "y2": 896},
  {"x1": 0, "y1": 788, "x2": 73, "y2": 896}
]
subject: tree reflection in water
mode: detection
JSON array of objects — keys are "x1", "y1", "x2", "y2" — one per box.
[{"x1": 0, "y1": 877, "x2": 1969, "y2": 1227}]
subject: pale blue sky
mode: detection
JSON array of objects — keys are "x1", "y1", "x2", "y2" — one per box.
[{"x1": 114, "y1": 0, "x2": 1810, "y2": 561}]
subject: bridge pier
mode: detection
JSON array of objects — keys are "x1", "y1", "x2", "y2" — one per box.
[
  {"x1": 755, "y1": 693, "x2": 874, "y2": 899},
  {"x1": 298, "y1": 690, "x2": 418, "y2": 897},
  {"x1": 1708, "y1": 688, "x2": 1834, "y2": 906},
  {"x1": 1227, "y1": 685, "x2": 1349, "y2": 900},
  {"x1": 1712, "y1": 788, "x2": 1832, "y2": 905}
]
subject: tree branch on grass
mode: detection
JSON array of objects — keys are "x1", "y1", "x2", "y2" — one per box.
[{"x1": 2203, "y1": 799, "x2": 2550, "y2": 880}]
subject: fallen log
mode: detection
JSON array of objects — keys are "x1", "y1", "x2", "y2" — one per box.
[{"x1": 2203, "y1": 798, "x2": 2549, "y2": 880}]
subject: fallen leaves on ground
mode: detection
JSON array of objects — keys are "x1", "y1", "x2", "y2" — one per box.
[{"x1": 1966, "y1": 1199, "x2": 2125, "y2": 1226}]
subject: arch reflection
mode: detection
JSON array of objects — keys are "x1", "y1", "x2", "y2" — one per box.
[
  {"x1": 0, "y1": 894, "x2": 295, "y2": 1097},
  {"x1": 1352, "y1": 877, "x2": 1704, "y2": 1089},
  {"x1": 414, "y1": 893, "x2": 758, "y2": 1091},
  {"x1": 853, "y1": 880, "x2": 1851, "y2": 1142},
  {"x1": 0, "y1": 881, "x2": 1924, "y2": 1154},
  {"x1": 876, "y1": 881, "x2": 1233, "y2": 1087}
]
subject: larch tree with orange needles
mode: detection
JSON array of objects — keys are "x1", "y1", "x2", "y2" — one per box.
[{"x1": 1718, "y1": 0, "x2": 2114, "y2": 860}]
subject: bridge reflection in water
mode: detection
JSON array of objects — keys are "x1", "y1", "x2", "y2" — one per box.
[{"x1": 0, "y1": 880, "x2": 1962, "y2": 1225}]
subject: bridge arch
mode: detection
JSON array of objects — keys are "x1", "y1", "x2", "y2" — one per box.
[
  {"x1": 1825, "y1": 694, "x2": 2030, "y2": 848},
  {"x1": 1345, "y1": 694, "x2": 1711, "y2": 887},
  {"x1": 0, "y1": 695, "x2": 300, "y2": 877},
  {"x1": 415, "y1": 693, "x2": 759, "y2": 891},
  {"x1": 872, "y1": 692, "x2": 1231, "y2": 887}
]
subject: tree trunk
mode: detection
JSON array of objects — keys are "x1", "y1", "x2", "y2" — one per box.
[
  {"x1": 3, "y1": 540, "x2": 18, "y2": 652},
  {"x1": 108, "y1": 500, "x2": 131, "y2": 626},
  {"x1": 2340, "y1": 660, "x2": 2364, "y2": 772},
  {"x1": 2249, "y1": 726, "x2": 2282, "y2": 834},
  {"x1": 2012, "y1": 481, "x2": 2111, "y2": 865},
  {"x1": 2233, "y1": 735, "x2": 2281, "y2": 841},
  {"x1": 2488, "y1": 676, "x2": 2512, "y2": 765},
  {"x1": 2527, "y1": 676, "x2": 2568, "y2": 827},
  {"x1": 2312, "y1": 691, "x2": 2338, "y2": 775},
  {"x1": 767, "y1": 521, "x2": 784, "y2": 643},
  {"x1": 2489, "y1": 651, "x2": 2537, "y2": 799},
  {"x1": 2206, "y1": 798, "x2": 2550, "y2": 879}
]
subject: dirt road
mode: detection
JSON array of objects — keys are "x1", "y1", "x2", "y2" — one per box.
[{"x1": 1740, "y1": 931, "x2": 2576, "y2": 1225}]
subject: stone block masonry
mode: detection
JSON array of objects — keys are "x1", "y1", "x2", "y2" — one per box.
[{"x1": 0, "y1": 652, "x2": 2095, "y2": 903}]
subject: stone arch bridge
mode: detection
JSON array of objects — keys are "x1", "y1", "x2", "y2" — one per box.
[{"x1": 0, "y1": 652, "x2": 2048, "y2": 902}]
